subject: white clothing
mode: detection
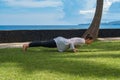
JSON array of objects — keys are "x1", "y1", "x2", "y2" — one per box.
[{"x1": 54, "y1": 36, "x2": 85, "y2": 52}]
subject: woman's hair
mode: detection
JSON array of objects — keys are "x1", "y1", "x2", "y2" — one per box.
[{"x1": 85, "y1": 34, "x2": 93, "y2": 40}]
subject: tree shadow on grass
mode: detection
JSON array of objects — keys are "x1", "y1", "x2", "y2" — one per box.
[
  {"x1": 0, "y1": 48, "x2": 120, "y2": 79},
  {"x1": 83, "y1": 41, "x2": 120, "y2": 52},
  {"x1": 89, "y1": 42, "x2": 120, "y2": 51}
]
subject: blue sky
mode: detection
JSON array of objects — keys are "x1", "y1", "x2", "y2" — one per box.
[{"x1": 0, "y1": 0, "x2": 120, "y2": 25}]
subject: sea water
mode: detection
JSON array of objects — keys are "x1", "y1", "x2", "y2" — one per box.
[{"x1": 0, "y1": 24, "x2": 120, "y2": 30}]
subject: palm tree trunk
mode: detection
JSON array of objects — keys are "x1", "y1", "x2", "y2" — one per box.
[{"x1": 82, "y1": 0, "x2": 104, "y2": 40}]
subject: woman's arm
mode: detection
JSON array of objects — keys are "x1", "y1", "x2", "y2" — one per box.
[
  {"x1": 70, "y1": 43, "x2": 78, "y2": 53},
  {"x1": 73, "y1": 48, "x2": 78, "y2": 53}
]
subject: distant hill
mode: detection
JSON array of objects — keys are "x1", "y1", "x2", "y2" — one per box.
[
  {"x1": 78, "y1": 21, "x2": 120, "y2": 25},
  {"x1": 102, "y1": 21, "x2": 120, "y2": 25},
  {"x1": 108, "y1": 21, "x2": 120, "y2": 25}
]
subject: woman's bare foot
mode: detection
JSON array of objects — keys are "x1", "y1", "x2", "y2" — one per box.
[{"x1": 23, "y1": 44, "x2": 29, "y2": 52}]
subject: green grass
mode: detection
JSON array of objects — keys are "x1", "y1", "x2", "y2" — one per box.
[{"x1": 0, "y1": 41, "x2": 120, "y2": 80}]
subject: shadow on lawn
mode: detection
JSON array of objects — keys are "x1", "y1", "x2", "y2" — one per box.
[
  {"x1": 0, "y1": 48, "x2": 120, "y2": 78},
  {"x1": 80, "y1": 41, "x2": 120, "y2": 52}
]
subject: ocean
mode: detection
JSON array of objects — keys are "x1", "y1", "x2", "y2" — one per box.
[{"x1": 0, "y1": 24, "x2": 120, "y2": 30}]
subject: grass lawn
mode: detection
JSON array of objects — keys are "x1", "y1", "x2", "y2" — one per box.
[{"x1": 0, "y1": 40, "x2": 120, "y2": 80}]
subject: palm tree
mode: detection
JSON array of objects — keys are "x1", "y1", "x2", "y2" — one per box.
[{"x1": 82, "y1": 0, "x2": 104, "y2": 40}]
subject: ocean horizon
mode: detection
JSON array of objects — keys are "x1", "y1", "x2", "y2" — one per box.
[{"x1": 0, "y1": 24, "x2": 120, "y2": 30}]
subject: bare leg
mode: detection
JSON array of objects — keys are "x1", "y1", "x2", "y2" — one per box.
[{"x1": 22, "y1": 40, "x2": 56, "y2": 52}]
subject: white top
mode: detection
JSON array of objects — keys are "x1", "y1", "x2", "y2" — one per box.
[{"x1": 54, "y1": 36, "x2": 85, "y2": 52}]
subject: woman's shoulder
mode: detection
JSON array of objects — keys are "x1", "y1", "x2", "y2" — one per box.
[{"x1": 71, "y1": 37, "x2": 84, "y2": 40}]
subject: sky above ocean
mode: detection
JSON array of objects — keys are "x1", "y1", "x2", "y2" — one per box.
[{"x1": 0, "y1": 0, "x2": 120, "y2": 25}]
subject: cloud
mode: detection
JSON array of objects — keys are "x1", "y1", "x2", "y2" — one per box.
[
  {"x1": 1, "y1": 0, "x2": 120, "y2": 25},
  {"x1": 79, "y1": 0, "x2": 95, "y2": 15},
  {"x1": 109, "y1": 2, "x2": 120, "y2": 13},
  {"x1": 2, "y1": 0, "x2": 63, "y2": 8},
  {"x1": 79, "y1": 0, "x2": 120, "y2": 15},
  {"x1": 80, "y1": 8, "x2": 95, "y2": 15},
  {"x1": 0, "y1": 12, "x2": 69, "y2": 25},
  {"x1": 0, "y1": 0, "x2": 67, "y2": 25},
  {"x1": 103, "y1": 0, "x2": 120, "y2": 13}
]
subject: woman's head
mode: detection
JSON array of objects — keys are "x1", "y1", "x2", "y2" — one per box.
[{"x1": 85, "y1": 34, "x2": 93, "y2": 44}]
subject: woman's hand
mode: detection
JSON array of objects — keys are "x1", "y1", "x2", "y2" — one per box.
[{"x1": 73, "y1": 48, "x2": 78, "y2": 53}]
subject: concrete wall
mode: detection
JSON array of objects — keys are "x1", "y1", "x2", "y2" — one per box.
[{"x1": 0, "y1": 29, "x2": 120, "y2": 43}]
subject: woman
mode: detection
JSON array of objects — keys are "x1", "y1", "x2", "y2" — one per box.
[{"x1": 23, "y1": 36, "x2": 93, "y2": 52}]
